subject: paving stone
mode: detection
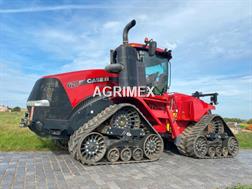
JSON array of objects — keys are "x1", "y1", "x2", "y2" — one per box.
[{"x1": 0, "y1": 150, "x2": 251, "y2": 189}]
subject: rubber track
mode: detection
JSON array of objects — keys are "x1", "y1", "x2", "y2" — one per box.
[
  {"x1": 68, "y1": 104, "x2": 162, "y2": 165},
  {"x1": 177, "y1": 114, "x2": 238, "y2": 159},
  {"x1": 68, "y1": 104, "x2": 119, "y2": 161}
]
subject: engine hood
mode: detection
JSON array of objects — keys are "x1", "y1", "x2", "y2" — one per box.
[{"x1": 43, "y1": 69, "x2": 118, "y2": 107}]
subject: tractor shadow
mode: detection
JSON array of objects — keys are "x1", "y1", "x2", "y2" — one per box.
[{"x1": 163, "y1": 138, "x2": 181, "y2": 156}]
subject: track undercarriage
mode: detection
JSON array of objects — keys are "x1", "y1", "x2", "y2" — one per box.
[
  {"x1": 68, "y1": 104, "x2": 164, "y2": 165},
  {"x1": 67, "y1": 105, "x2": 239, "y2": 165},
  {"x1": 68, "y1": 105, "x2": 239, "y2": 165},
  {"x1": 177, "y1": 114, "x2": 239, "y2": 159}
]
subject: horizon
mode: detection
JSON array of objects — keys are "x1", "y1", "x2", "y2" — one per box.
[{"x1": 0, "y1": 0, "x2": 251, "y2": 119}]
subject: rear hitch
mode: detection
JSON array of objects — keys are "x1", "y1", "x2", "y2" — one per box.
[{"x1": 192, "y1": 91, "x2": 218, "y2": 105}]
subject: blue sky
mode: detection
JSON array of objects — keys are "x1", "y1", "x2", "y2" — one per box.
[{"x1": 0, "y1": 0, "x2": 251, "y2": 119}]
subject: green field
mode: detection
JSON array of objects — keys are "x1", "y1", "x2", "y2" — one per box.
[
  {"x1": 0, "y1": 112, "x2": 58, "y2": 151},
  {"x1": 236, "y1": 132, "x2": 252, "y2": 149},
  {"x1": 227, "y1": 184, "x2": 252, "y2": 189},
  {"x1": 0, "y1": 112, "x2": 252, "y2": 151}
]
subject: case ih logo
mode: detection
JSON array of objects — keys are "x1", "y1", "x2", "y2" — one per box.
[{"x1": 67, "y1": 77, "x2": 109, "y2": 88}]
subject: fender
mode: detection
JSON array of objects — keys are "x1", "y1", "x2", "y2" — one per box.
[{"x1": 68, "y1": 96, "x2": 113, "y2": 133}]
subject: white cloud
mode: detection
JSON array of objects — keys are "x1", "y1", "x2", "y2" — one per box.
[
  {"x1": 41, "y1": 29, "x2": 77, "y2": 43},
  {"x1": 207, "y1": 27, "x2": 252, "y2": 60},
  {"x1": 171, "y1": 74, "x2": 252, "y2": 119},
  {"x1": 26, "y1": 0, "x2": 251, "y2": 68},
  {"x1": 0, "y1": 63, "x2": 39, "y2": 107},
  {"x1": 103, "y1": 21, "x2": 120, "y2": 30},
  {"x1": 0, "y1": 4, "x2": 129, "y2": 14},
  {"x1": 135, "y1": 14, "x2": 148, "y2": 21},
  {"x1": 172, "y1": 75, "x2": 252, "y2": 96},
  {"x1": 60, "y1": 52, "x2": 109, "y2": 73},
  {"x1": 33, "y1": 29, "x2": 80, "y2": 57},
  {"x1": 165, "y1": 42, "x2": 178, "y2": 50}
]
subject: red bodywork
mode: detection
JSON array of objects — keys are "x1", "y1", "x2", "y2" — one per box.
[
  {"x1": 44, "y1": 70, "x2": 118, "y2": 107},
  {"x1": 44, "y1": 69, "x2": 215, "y2": 139}
]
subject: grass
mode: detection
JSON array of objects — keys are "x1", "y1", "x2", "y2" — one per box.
[
  {"x1": 236, "y1": 132, "x2": 252, "y2": 149},
  {"x1": 0, "y1": 111, "x2": 252, "y2": 151},
  {"x1": 226, "y1": 184, "x2": 252, "y2": 189},
  {"x1": 0, "y1": 111, "x2": 58, "y2": 151}
]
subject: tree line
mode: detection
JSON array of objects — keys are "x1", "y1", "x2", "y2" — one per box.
[{"x1": 224, "y1": 117, "x2": 252, "y2": 124}]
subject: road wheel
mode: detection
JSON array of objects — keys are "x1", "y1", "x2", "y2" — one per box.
[
  {"x1": 107, "y1": 148, "x2": 120, "y2": 163},
  {"x1": 208, "y1": 146, "x2": 215, "y2": 158},
  {"x1": 215, "y1": 146, "x2": 222, "y2": 157},
  {"x1": 132, "y1": 148, "x2": 143, "y2": 161},
  {"x1": 120, "y1": 147, "x2": 132, "y2": 161},
  {"x1": 222, "y1": 147, "x2": 229, "y2": 157}
]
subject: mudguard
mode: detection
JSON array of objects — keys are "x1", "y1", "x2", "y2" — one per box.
[{"x1": 67, "y1": 96, "x2": 113, "y2": 133}]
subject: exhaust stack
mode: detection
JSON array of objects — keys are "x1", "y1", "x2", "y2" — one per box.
[{"x1": 123, "y1": 19, "x2": 136, "y2": 44}]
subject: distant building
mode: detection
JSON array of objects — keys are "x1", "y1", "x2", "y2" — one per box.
[
  {"x1": 227, "y1": 122, "x2": 240, "y2": 134},
  {"x1": 0, "y1": 105, "x2": 11, "y2": 112}
]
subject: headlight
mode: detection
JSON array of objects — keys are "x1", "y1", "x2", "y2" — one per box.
[{"x1": 26, "y1": 100, "x2": 50, "y2": 107}]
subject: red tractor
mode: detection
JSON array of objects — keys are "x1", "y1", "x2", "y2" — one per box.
[{"x1": 20, "y1": 20, "x2": 239, "y2": 165}]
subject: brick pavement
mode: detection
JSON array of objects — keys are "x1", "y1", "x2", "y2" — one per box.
[{"x1": 0, "y1": 150, "x2": 251, "y2": 189}]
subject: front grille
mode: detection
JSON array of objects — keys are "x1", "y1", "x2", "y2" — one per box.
[{"x1": 28, "y1": 78, "x2": 72, "y2": 120}]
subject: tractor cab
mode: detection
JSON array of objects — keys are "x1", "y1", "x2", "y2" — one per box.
[
  {"x1": 130, "y1": 43, "x2": 172, "y2": 94},
  {"x1": 105, "y1": 19, "x2": 172, "y2": 95}
]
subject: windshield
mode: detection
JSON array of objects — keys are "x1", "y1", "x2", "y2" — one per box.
[{"x1": 138, "y1": 50, "x2": 169, "y2": 94}]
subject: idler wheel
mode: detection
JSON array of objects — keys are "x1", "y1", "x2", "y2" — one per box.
[
  {"x1": 143, "y1": 134, "x2": 163, "y2": 160},
  {"x1": 78, "y1": 132, "x2": 106, "y2": 165}
]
